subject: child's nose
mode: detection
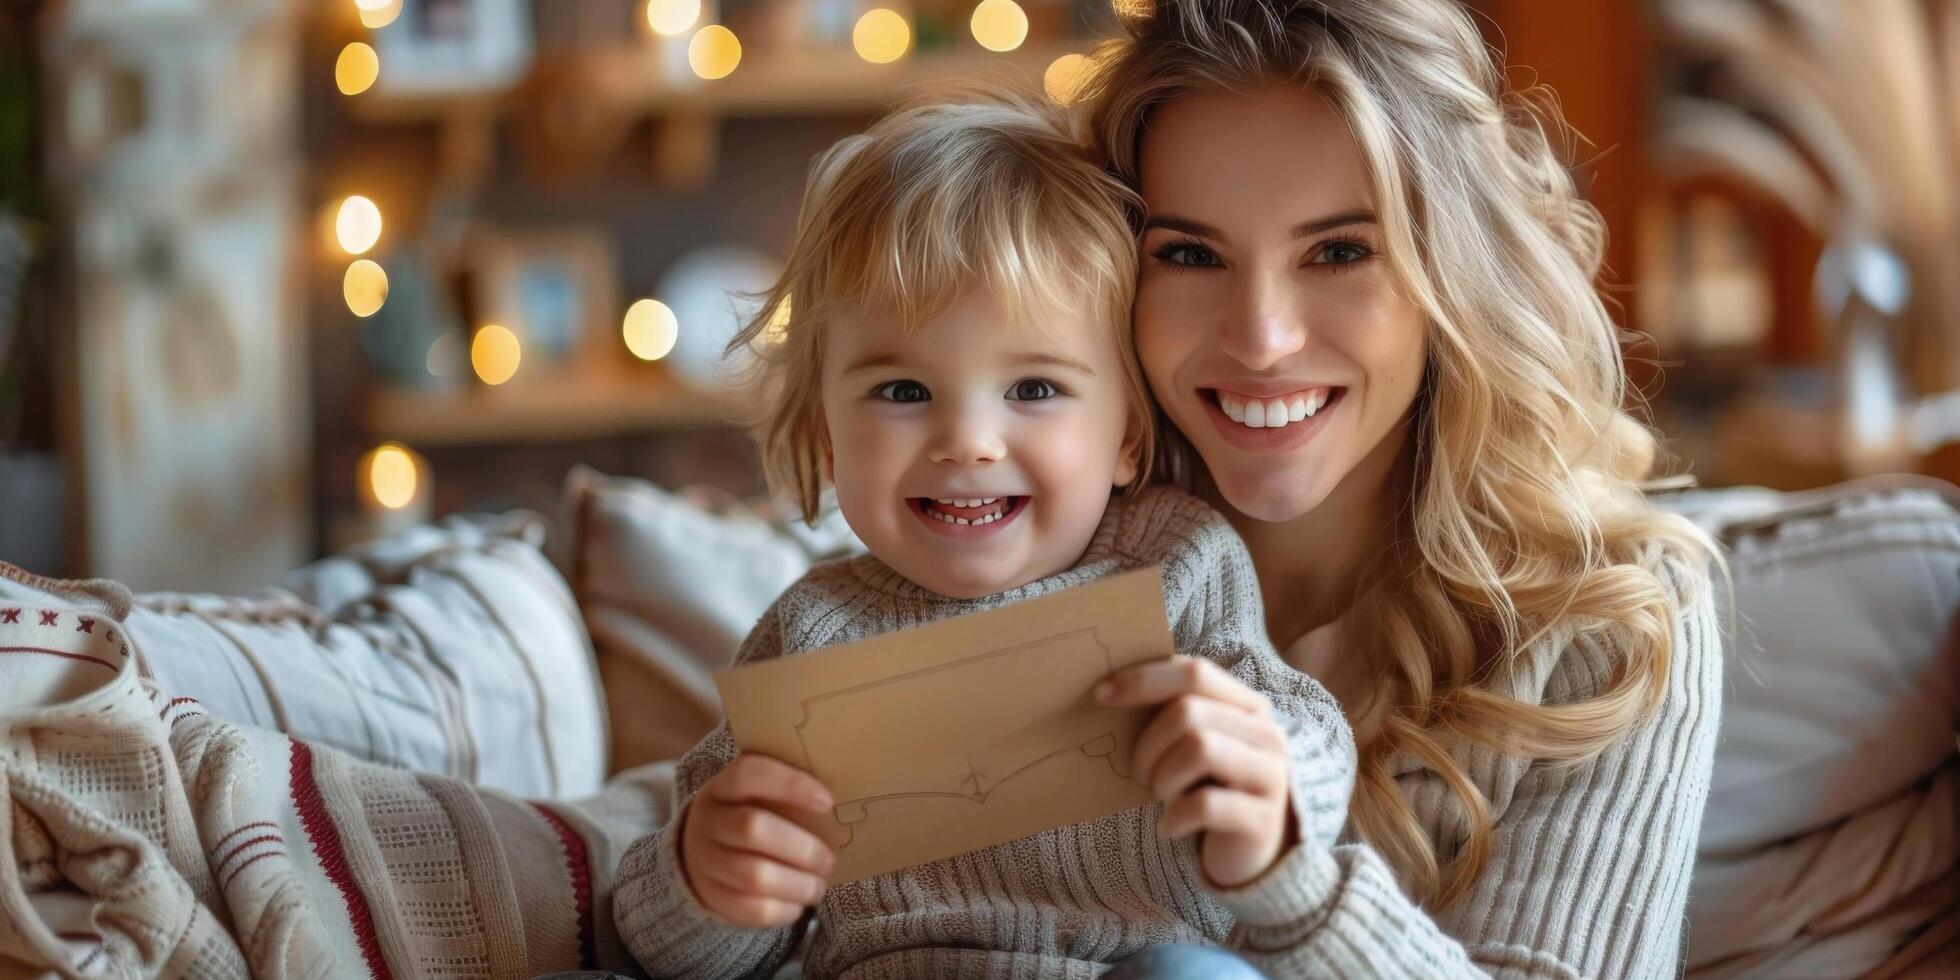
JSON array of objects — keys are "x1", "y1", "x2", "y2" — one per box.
[{"x1": 928, "y1": 407, "x2": 1006, "y2": 466}]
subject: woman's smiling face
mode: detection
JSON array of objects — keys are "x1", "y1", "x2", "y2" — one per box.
[{"x1": 1134, "y1": 82, "x2": 1427, "y2": 523}]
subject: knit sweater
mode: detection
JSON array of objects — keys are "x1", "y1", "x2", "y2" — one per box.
[{"x1": 613, "y1": 485, "x2": 1723, "y2": 979}]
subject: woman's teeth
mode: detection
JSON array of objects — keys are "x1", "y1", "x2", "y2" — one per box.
[{"x1": 1217, "y1": 390, "x2": 1328, "y2": 428}]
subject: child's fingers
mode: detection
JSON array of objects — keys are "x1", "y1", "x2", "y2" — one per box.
[
  {"x1": 701, "y1": 851, "x2": 829, "y2": 909},
  {"x1": 1156, "y1": 785, "x2": 1275, "y2": 840},
  {"x1": 1146, "y1": 727, "x2": 1286, "y2": 803},
  {"x1": 1132, "y1": 694, "x2": 1286, "y2": 782},
  {"x1": 711, "y1": 804, "x2": 837, "y2": 876},
  {"x1": 711, "y1": 753, "x2": 835, "y2": 815},
  {"x1": 704, "y1": 891, "x2": 809, "y2": 929},
  {"x1": 1094, "y1": 656, "x2": 1269, "y2": 715}
]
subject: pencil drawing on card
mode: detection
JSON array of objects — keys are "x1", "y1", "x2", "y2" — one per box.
[{"x1": 792, "y1": 628, "x2": 1134, "y2": 848}]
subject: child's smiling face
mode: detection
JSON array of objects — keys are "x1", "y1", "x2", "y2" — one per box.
[{"x1": 820, "y1": 287, "x2": 1144, "y2": 599}]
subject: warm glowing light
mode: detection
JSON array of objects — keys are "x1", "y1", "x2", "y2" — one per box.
[
  {"x1": 357, "y1": 0, "x2": 402, "y2": 29},
  {"x1": 426, "y1": 332, "x2": 461, "y2": 376},
  {"x1": 763, "y1": 295, "x2": 791, "y2": 345},
  {"x1": 343, "y1": 260, "x2": 389, "y2": 317},
  {"x1": 362, "y1": 442, "x2": 419, "y2": 510},
  {"x1": 853, "y1": 9, "x2": 911, "y2": 64},
  {"x1": 335, "y1": 42, "x2": 380, "y2": 96},
  {"x1": 645, "y1": 0, "x2": 700, "y2": 36},
  {"x1": 689, "y1": 25, "x2": 742, "y2": 79},
  {"x1": 1044, "y1": 53, "x2": 1091, "y2": 104},
  {"x1": 471, "y1": 324, "x2": 522, "y2": 385},
  {"x1": 622, "y1": 298, "x2": 680, "y2": 361},
  {"x1": 334, "y1": 195, "x2": 383, "y2": 255},
  {"x1": 970, "y1": 0, "x2": 1028, "y2": 53},
  {"x1": 1111, "y1": 0, "x2": 1152, "y2": 17}
]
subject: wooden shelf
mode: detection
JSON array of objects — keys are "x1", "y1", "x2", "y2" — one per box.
[
  {"x1": 366, "y1": 370, "x2": 747, "y2": 447},
  {"x1": 589, "y1": 42, "x2": 1080, "y2": 114},
  {"x1": 346, "y1": 42, "x2": 1084, "y2": 122}
]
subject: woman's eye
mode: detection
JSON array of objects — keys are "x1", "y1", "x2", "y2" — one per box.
[
  {"x1": 1314, "y1": 239, "x2": 1375, "y2": 267},
  {"x1": 1007, "y1": 378, "x2": 1059, "y2": 401},
  {"x1": 1151, "y1": 239, "x2": 1221, "y2": 269},
  {"x1": 873, "y1": 380, "x2": 930, "y2": 403}
]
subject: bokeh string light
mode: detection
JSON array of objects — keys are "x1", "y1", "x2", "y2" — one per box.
[
  {"x1": 689, "y1": 25, "x2": 742, "y2": 80},
  {"x1": 854, "y1": 9, "x2": 911, "y2": 65},
  {"x1": 971, "y1": 0, "x2": 1029, "y2": 53}
]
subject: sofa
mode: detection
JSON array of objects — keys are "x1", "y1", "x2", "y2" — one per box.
[{"x1": 2, "y1": 467, "x2": 1955, "y2": 978}]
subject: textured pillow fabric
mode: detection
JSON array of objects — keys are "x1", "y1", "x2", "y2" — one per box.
[
  {"x1": 14, "y1": 512, "x2": 609, "y2": 799},
  {"x1": 562, "y1": 466, "x2": 862, "y2": 774},
  {"x1": 1654, "y1": 479, "x2": 1960, "y2": 978},
  {"x1": 0, "y1": 576, "x2": 673, "y2": 977}
]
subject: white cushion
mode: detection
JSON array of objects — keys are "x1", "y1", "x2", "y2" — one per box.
[
  {"x1": 1655, "y1": 478, "x2": 1960, "y2": 977},
  {"x1": 560, "y1": 466, "x2": 859, "y2": 774},
  {"x1": 116, "y1": 512, "x2": 605, "y2": 798}
]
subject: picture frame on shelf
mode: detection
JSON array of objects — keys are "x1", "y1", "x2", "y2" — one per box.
[
  {"x1": 471, "y1": 227, "x2": 619, "y2": 382},
  {"x1": 370, "y1": 0, "x2": 533, "y2": 98}
]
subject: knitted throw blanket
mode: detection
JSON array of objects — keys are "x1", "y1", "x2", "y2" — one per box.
[{"x1": 0, "y1": 575, "x2": 667, "y2": 978}]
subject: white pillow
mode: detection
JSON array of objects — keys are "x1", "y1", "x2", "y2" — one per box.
[
  {"x1": 1656, "y1": 479, "x2": 1960, "y2": 976},
  {"x1": 560, "y1": 466, "x2": 859, "y2": 774},
  {"x1": 118, "y1": 512, "x2": 606, "y2": 799}
]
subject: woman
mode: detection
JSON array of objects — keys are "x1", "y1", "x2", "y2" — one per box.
[{"x1": 1084, "y1": 0, "x2": 1724, "y2": 975}]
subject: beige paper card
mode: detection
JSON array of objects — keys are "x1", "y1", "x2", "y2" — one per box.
[{"x1": 716, "y1": 566, "x2": 1172, "y2": 884}]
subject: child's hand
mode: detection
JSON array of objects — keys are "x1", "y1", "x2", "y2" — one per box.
[
  {"x1": 1095, "y1": 657, "x2": 1296, "y2": 889},
  {"x1": 679, "y1": 753, "x2": 839, "y2": 927}
]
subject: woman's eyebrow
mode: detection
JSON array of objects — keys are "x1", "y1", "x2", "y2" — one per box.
[
  {"x1": 1141, "y1": 208, "x2": 1378, "y2": 243},
  {"x1": 1140, "y1": 214, "x2": 1228, "y2": 243},
  {"x1": 1291, "y1": 209, "x2": 1377, "y2": 239}
]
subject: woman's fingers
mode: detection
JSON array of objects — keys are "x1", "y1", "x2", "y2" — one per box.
[
  {"x1": 1095, "y1": 656, "x2": 1270, "y2": 715},
  {"x1": 1145, "y1": 725, "x2": 1287, "y2": 803},
  {"x1": 708, "y1": 803, "x2": 837, "y2": 876},
  {"x1": 710, "y1": 753, "x2": 835, "y2": 815}
]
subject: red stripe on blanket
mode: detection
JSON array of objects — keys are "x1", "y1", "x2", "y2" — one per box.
[
  {"x1": 217, "y1": 834, "x2": 283, "y2": 874},
  {"x1": 0, "y1": 646, "x2": 117, "y2": 671},
  {"x1": 290, "y1": 739, "x2": 394, "y2": 980},
  {"x1": 220, "y1": 849, "x2": 284, "y2": 891},
  {"x1": 531, "y1": 802, "x2": 596, "y2": 970},
  {"x1": 212, "y1": 820, "x2": 278, "y2": 854}
]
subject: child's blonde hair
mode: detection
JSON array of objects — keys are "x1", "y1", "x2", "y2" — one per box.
[{"x1": 727, "y1": 91, "x2": 1151, "y2": 523}]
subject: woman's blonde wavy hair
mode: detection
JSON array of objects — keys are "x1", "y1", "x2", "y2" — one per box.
[{"x1": 1083, "y1": 0, "x2": 1720, "y2": 906}]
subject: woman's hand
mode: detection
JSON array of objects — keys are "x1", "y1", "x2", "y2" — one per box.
[
  {"x1": 1096, "y1": 656, "x2": 1297, "y2": 889},
  {"x1": 679, "y1": 753, "x2": 838, "y2": 927}
]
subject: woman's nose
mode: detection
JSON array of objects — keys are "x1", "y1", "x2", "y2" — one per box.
[{"x1": 1220, "y1": 269, "x2": 1309, "y2": 371}]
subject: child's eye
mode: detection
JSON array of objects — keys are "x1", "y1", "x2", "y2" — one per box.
[
  {"x1": 1007, "y1": 378, "x2": 1060, "y2": 401},
  {"x1": 1149, "y1": 238, "x2": 1221, "y2": 269},
  {"x1": 872, "y1": 380, "x2": 930, "y2": 403}
]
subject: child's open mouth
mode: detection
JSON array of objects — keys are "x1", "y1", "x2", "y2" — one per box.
[{"x1": 908, "y1": 495, "x2": 1028, "y2": 535}]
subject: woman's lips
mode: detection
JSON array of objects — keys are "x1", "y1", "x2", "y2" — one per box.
[{"x1": 1199, "y1": 387, "x2": 1344, "y2": 451}]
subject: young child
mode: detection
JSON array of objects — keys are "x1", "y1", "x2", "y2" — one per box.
[{"x1": 614, "y1": 94, "x2": 1354, "y2": 979}]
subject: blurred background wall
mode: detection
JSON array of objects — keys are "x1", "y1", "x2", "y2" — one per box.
[{"x1": 2, "y1": 0, "x2": 1956, "y2": 590}]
